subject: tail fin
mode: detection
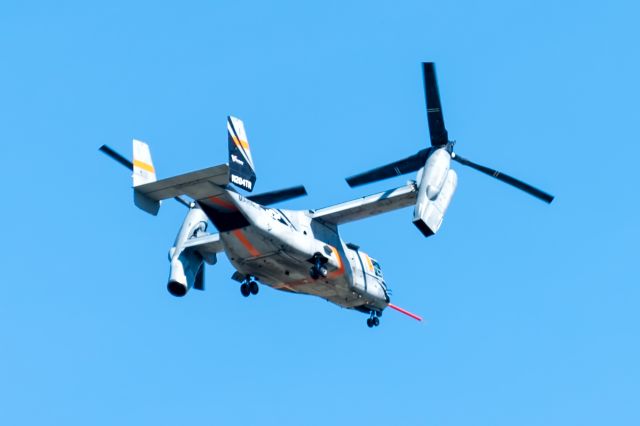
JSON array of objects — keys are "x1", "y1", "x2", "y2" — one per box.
[
  {"x1": 227, "y1": 116, "x2": 256, "y2": 192},
  {"x1": 132, "y1": 139, "x2": 160, "y2": 215},
  {"x1": 132, "y1": 139, "x2": 157, "y2": 187}
]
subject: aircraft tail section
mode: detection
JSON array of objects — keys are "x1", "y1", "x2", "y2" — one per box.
[
  {"x1": 132, "y1": 139, "x2": 157, "y2": 187},
  {"x1": 227, "y1": 116, "x2": 256, "y2": 192},
  {"x1": 132, "y1": 139, "x2": 161, "y2": 215}
]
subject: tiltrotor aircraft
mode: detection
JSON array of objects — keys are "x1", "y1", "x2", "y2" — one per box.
[{"x1": 100, "y1": 63, "x2": 553, "y2": 328}]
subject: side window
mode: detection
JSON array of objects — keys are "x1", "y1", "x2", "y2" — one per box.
[{"x1": 371, "y1": 259, "x2": 383, "y2": 278}]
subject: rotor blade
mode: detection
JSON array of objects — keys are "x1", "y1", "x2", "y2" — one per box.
[
  {"x1": 99, "y1": 144, "x2": 133, "y2": 170},
  {"x1": 173, "y1": 196, "x2": 191, "y2": 208},
  {"x1": 423, "y1": 62, "x2": 449, "y2": 146},
  {"x1": 247, "y1": 185, "x2": 308, "y2": 206},
  {"x1": 452, "y1": 154, "x2": 554, "y2": 203},
  {"x1": 345, "y1": 149, "x2": 429, "y2": 187}
]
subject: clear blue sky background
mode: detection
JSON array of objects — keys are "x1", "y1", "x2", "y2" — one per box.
[{"x1": 1, "y1": 1, "x2": 638, "y2": 425}]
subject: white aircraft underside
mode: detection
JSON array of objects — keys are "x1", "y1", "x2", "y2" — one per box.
[
  {"x1": 222, "y1": 192, "x2": 392, "y2": 310},
  {"x1": 172, "y1": 184, "x2": 410, "y2": 314}
]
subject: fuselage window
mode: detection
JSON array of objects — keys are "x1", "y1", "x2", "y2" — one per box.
[{"x1": 371, "y1": 259, "x2": 383, "y2": 278}]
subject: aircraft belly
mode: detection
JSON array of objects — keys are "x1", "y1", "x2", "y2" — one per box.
[
  {"x1": 221, "y1": 225, "x2": 379, "y2": 310},
  {"x1": 230, "y1": 250, "x2": 344, "y2": 298}
]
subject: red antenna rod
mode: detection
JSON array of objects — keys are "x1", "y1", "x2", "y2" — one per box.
[{"x1": 387, "y1": 303, "x2": 423, "y2": 321}]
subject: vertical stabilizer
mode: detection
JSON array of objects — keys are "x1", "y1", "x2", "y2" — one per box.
[
  {"x1": 132, "y1": 139, "x2": 157, "y2": 187},
  {"x1": 227, "y1": 116, "x2": 256, "y2": 192},
  {"x1": 132, "y1": 139, "x2": 160, "y2": 215}
]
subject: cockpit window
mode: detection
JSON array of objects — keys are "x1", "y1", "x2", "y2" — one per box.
[{"x1": 371, "y1": 259, "x2": 383, "y2": 278}]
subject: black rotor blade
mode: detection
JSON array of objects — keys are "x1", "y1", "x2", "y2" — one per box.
[
  {"x1": 247, "y1": 185, "x2": 308, "y2": 206},
  {"x1": 452, "y1": 154, "x2": 554, "y2": 204},
  {"x1": 423, "y1": 62, "x2": 449, "y2": 146},
  {"x1": 99, "y1": 144, "x2": 133, "y2": 170},
  {"x1": 345, "y1": 149, "x2": 429, "y2": 187},
  {"x1": 173, "y1": 196, "x2": 191, "y2": 208}
]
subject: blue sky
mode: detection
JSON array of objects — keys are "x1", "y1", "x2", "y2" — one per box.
[{"x1": 1, "y1": 1, "x2": 638, "y2": 424}]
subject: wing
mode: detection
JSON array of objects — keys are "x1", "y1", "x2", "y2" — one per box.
[
  {"x1": 310, "y1": 184, "x2": 418, "y2": 225},
  {"x1": 182, "y1": 233, "x2": 225, "y2": 257}
]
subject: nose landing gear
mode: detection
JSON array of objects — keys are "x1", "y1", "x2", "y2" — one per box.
[
  {"x1": 366, "y1": 317, "x2": 380, "y2": 327},
  {"x1": 366, "y1": 312, "x2": 381, "y2": 328}
]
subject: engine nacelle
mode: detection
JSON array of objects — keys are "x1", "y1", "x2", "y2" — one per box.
[
  {"x1": 167, "y1": 207, "x2": 211, "y2": 297},
  {"x1": 168, "y1": 251, "x2": 204, "y2": 297},
  {"x1": 413, "y1": 148, "x2": 458, "y2": 237}
]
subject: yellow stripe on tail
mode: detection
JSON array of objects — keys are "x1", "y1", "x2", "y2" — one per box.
[{"x1": 132, "y1": 139, "x2": 157, "y2": 187}]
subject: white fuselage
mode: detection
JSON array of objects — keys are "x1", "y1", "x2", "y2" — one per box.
[{"x1": 219, "y1": 191, "x2": 389, "y2": 313}]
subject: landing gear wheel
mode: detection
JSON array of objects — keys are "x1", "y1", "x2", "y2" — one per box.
[
  {"x1": 373, "y1": 317, "x2": 380, "y2": 327},
  {"x1": 309, "y1": 265, "x2": 328, "y2": 280},
  {"x1": 309, "y1": 267, "x2": 320, "y2": 280},
  {"x1": 249, "y1": 281, "x2": 259, "y2": 295},
  {"x1": 367, "y1": 318, "x2": 374, "y2": 328},
  {"x1": 309, "y1": 253, "x2": 329, "y2": 280},
  {"x1": 240, "y1": 283, "x2": 250, "y2": 297}
]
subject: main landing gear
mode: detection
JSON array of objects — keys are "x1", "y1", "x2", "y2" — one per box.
[
  {"x1": 309, "y1": 253, "x2": 328, "y2": 280},
  {"x1": 366, "y1": 312, "x2": 381, "y2": 328},
  {"x1": 240, "y1": 277, "x2": 259, "y2": 297}
]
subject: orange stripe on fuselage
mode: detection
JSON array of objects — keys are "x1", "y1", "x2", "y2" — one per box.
[
  {"x1": 327, "y1": 246, "x2": 345, "y2": 279},
  {"x1": 231, "y1": 229, "x2": 261, "y2": 257},
  {"x1": 274, "y1": 277, "x2": 308, "y2": 288},
  {"x1": 208, "y1": 196, "x2": 237, "y2": 211},
  {"x1": 133, "y1": 159, "x2": 155, "y2": 173}
]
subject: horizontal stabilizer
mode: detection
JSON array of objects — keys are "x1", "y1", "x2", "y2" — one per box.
[
  {"x1": 135, "y1": 164, "x2": 230, "y2": 202},
  {"x1": 99, "y1": 144, "x2": 192, "y2": 210},
  {"x1": 247, "y1": 185, "x2": 307, "y2": 205}
]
